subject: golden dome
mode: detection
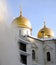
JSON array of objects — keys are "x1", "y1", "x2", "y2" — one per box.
[
  {"x1": 12, "y1": 8, "x2": 32, "y2": 30},
  {"x1": 38, "y1": 22, "x2": 54, "y2": 38}
]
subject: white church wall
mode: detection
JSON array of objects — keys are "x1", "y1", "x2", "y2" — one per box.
[
  {"x1": 31, "y1": 40, "x2": 45, "y2": 65},
  {"x1": 27, "y1": 43, "x2": 32, "y2": 65},
  {"x1": 36, "y1": 40, "x2": 45, "y2": 65},
  {"x1": 11, "y1": 23, "x2": 56, "y2": 65},
  {"x1": 31, "y1": 43, "x2": 38, "y2": 65},
  {"x1": 43, "y1": 40, "x2": 56, "y2": 65}
]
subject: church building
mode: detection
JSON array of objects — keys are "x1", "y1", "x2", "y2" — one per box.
[{"x1": 12, "y1": 8, "x2": 56, "y2": 65}]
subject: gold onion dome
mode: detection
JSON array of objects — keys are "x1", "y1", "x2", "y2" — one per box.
[
  {"x1": 38, "y1": 21, "x2": 54, "y2": 38},
  {"x1": 12, "y1": 8, "x2": 32, "y2": 30}
]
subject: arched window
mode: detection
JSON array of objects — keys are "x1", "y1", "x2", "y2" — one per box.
[
  {"x1": 47, "y1": 52, "x2": 51, "y2": 61},
  {"x1": 32, "y1": 50, "x2": 35, "y2": 60}
]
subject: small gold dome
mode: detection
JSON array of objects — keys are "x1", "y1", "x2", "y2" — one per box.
[
  {"x1": 38, "y1": 22, "x2": 54, "y2": 38},
  {"x1": 12, "y1": 9, "x2": 32, "y2": 30}
]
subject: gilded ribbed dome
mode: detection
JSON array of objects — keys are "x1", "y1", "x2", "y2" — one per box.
[
  {"x1": 12, "y1": 9, "x2": 32, "y2": 30},
  {"x1": 38, "y1": 22, "x2": 54, "y2": 38}
]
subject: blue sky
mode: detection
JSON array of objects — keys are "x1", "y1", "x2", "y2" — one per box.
[{"x1": 7, "y1": 0, "x2": 56, "y2": 37}]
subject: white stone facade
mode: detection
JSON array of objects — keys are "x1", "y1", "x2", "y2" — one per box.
[{"x1": 16, "y1": 27, "x2": 56, "y2": 65}]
